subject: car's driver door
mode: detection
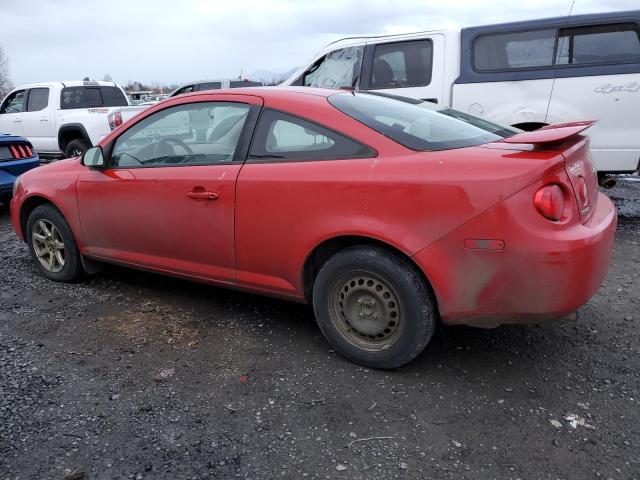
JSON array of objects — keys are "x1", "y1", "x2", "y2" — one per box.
[{"x1": 77, "y1": 96, "x2": 262, "y2": 282}]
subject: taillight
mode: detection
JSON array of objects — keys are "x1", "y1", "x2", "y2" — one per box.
[
  {"x1": 108, "y1": 111, "x2": 123, "y2": 130},
  {"x1": 534, "y1": 184, "x2": 565, "y2": 221},
  {"x1": 8, "y1": 143, "x2": 34, "y2": 159}
]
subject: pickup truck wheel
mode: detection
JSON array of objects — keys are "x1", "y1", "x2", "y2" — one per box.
[
  {"x1": 26, "y1": 204, "x2": 83, "y2": 282},
  {"x1": 65, "y1": 139, "x2": 89, "y2": 158},
  {"x1": 312, "y1": 246, "x2": 437, "y2": 369}
]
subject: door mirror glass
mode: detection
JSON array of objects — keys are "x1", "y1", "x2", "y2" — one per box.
[{"x1": 82, "y1": 146, "x2": 104, "y2": 167}]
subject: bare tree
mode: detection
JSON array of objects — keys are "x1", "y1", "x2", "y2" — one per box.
[
  {"x1": 102, "y1": 73, "x2": 113, "y2": 81},
  {"x1": 0, "y1": 47, "x2": 12, "y2": 99}
]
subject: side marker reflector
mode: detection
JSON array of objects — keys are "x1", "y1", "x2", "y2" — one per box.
[{"x1": 464, "y1": 239, "x2": 505, "y2": 251}]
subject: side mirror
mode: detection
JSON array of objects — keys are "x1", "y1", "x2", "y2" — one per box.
[{"x1": 82, "y1": 146, "x2": 105, "y2": 168}]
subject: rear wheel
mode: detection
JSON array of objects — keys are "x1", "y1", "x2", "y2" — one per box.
[
  {"x1": 65, "y1": 139, "x2": 89, "y2": 158},
  {"x1": 312, "y1": 246, "x2": 437, "y2": 369},
  {"x1": 26, "y1": 204, "x2": 83, "y2": 282}
]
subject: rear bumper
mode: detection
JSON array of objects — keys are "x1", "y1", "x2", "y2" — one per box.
[{"x1": 413, "y1": 191, "x2": 617, "y2": 327}]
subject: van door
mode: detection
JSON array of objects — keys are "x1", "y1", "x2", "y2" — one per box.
[
  {"x1": 546, "y1": 22, "x2": 640, "y2": 172},
  {"x1": 0, "y1": 90, "x2": 26, "y2": 137},
  {"x1": 21, "y1": 87, "x2": 54, "y2": 152},
  {"x1": 360, "y1": 35, "x2": 445, "y2": 104}
]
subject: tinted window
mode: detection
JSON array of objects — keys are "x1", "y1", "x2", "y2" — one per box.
[
  {"x1": 329, "y1": 92, "x2": 512, "y2": 151},
  {"x1": 60, "y1": 87, "x2": 102, "y2": 109},
  {"x1": 1, "y1": 90, "x2": 26, "y2": 113},
  {"x1": 303, "y1": 46, "x2": 364, "y2": 88},
  {"x1": 197, "y1": 82, "x2": 222, "y2": 91},
  {"x1": 557, "y1": 23, "x2": 640, "y2": 65},
  {"x1": 230, "y1": 80, "x2": 262, "y2": 88},
  {"x1": 474, "y1": 29, "x2": 557, "y2": 71},
  {"x1": 100, "y1": 86, "x2": 128, "y2": 107},
  {"x1": 249, "y1": 109, "x2": 373, "y2": 161},
  {"x1": 26, "y1": 88, "x2": 49, "y2": 112},
  {"x1": 370, "y1": 40, "x2": 433, "y2": 89},
  {"x1": 111, "y1": 102, "x2": 250, "y2": 168}
]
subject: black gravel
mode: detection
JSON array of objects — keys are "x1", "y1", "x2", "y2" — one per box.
[{"x1": 0, "y1": 181, "x2": 638, "y2": 480}]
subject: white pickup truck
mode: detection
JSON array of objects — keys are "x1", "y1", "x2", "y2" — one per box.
[
  {"x1": 106, "y1": 78, "x2": 263, "y2": 130},
  {"x1": 0, "y1": 80, "x2": 137, "y2": 158},
  {"x1": 283, "y1": 9, "x2": 640, "y2": 174}
]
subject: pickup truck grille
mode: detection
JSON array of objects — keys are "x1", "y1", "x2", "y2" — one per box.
[{"x1": 0, "y1": 143, "x2": 35, "y2": 162}]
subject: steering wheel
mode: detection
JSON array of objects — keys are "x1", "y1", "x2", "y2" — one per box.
[{"x1": 153, "y1": 137, "x2": 194, "y2": 157}]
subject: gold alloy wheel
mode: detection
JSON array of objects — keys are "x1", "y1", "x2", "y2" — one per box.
[
  {"x1": 329, "y1": 272, "x2": 404, "y2": 351},
  {"x1": 31, "y1": 219, "x2": 65, "y2": 273}
]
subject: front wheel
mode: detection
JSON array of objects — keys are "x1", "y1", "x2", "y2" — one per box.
[
  {"x1": 26, "y1": 204, "x2": 84, "y2": 282},
  {"x1": 312, "y1": 246, "x2": 437, "y2": 369},
  {"x1": 65, "y1": 139, "x2": 89, "y2": 158}
]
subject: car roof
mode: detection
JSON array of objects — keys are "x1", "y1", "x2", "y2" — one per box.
[
  {"x1": 179, "y1": 86, "x2": 341, "y2": 99},
  {"x1": 12, "y1": 80, "x2": 120, "y2": 90}
]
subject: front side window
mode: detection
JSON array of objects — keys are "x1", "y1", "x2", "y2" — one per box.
[
  {"x1": 26, "y1": 88, "x2": 49, "y2": 112},
  {"x1": 556, "y1": 23, "x2": 640, "y2": 65},
  {"x1": 303, "y1": 46, "x2": 364, "y2": 89},
  {"x1": 249, "y1": 109, "x2": 373, "y2": 161},
  {"x1": 0, "y1": 90, "x2": 26, "y2": 113},
  {"x1": 329, "y1": 92, "x2": 514, "y2": 151},
  {"x1": 110, "y1": 102, "x2": 250, "y2": 168},
  {"x1": 171, "y1": 85, "x2": 195, "y2": 97},
  {"x1": 60, "y1": 87, "x2": 102, "y2": 109},
  {"x1": 370, "y1": 40, "x2": 433, "y2": 89},
  {"x1": 474, "y1": 29, "x2": 557, "y2": 71}
]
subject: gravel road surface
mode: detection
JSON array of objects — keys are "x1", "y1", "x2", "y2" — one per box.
[{"x1": 0, "y1": 180, "x2": 638, "y2": 480}]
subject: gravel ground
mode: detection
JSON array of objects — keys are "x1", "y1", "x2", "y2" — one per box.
[{"x1": 0, "y1": 180, "x2": 638, "y2": 480}]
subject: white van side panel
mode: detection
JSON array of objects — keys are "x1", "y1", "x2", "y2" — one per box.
[
  {"x1": 451, "y1": 79, "x2": 555, "y2": 127},
  {"x1": 546, "y1": 73, "x2": 640, "y2": 172}
]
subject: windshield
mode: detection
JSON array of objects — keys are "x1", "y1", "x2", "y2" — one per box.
[{"x1": 328, "y1": 92, "x2": 516, "y2": 151}]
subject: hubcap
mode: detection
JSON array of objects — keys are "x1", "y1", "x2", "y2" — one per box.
[
  {"x1": 31, "y1": 220, "x2": 65, "y2": 273},
  {"x1": 330, "y1": 273, "x2": 403, "y2": 351}
]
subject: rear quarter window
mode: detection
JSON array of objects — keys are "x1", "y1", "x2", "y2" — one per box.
[
  {"x1": 60, "y1": 87, "x2": 102, "y2": 109},
  {"x1": 100, "y1": 86, "x2": 128, "y2": 107},
  {"x1": 329, "y1": 92, "x2": 512, "y2": 151}
]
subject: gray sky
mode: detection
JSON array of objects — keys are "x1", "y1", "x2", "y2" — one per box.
[{"x1": 1, "y1": 0, "x2": 637, "y2": 86}]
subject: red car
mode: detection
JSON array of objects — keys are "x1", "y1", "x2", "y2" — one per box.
[{"x1": 10, "y1": 87, "x2": 616, "y2": 368}]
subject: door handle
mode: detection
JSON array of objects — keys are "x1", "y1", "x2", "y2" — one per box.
[
  {"x1": 187, "y1": 191, "x2": 218, "y2": 200},
  {"x1": 40, "y1": 118, "x2": 49, "y2": 122},
  {"x1": 13, "y1": 119, "x2": 21, "y2": 123}
]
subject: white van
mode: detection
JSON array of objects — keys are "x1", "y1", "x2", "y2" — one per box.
[{"x1": 282, "y1": 10, "x2": 640, "y2": 174}]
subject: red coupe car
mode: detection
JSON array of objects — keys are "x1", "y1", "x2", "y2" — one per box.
[{"x1": 10, "y1": 87, "x2": 616, "y2": 368}]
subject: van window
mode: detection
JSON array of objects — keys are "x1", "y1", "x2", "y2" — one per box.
[
  {"x1": 369, "y1": 40, "x2": 433, "y2": 89},
  {"x1": 556, "y1": 23, "x2": 640, "y2": 65},
  {"x1": 329, "y1": 92, "x2": 513, "y2": 151},
  {"x1": 198, "y1": 82, "x2": 222, "y2": 91},
  {"x1": 474, "y1": 29, "x2": 557, "y2": 70},
  {"x1": 302, "y1": 46, "x2": 364, "y2": 89}
]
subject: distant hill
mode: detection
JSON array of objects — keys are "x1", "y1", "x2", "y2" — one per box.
[{"x1": 249, "y1": 67, "x2": 299, "y2": 85}]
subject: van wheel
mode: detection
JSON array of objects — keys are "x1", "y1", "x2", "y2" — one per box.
[
  {"x1": 26, "y1": 204, "x2": 83, "y2": 282},
  {"x1": 65, "y1": 139, "x2": 89, "y2": 158},
  {"x1": 312, "y1": 246, "x2": 437, "y2": 369}
]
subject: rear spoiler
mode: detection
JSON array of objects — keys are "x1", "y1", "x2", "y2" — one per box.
[{"x1": 502, "y1": 121, "x2": 595, "y2": 145}]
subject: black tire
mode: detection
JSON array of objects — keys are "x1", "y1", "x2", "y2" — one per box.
[
  {"x1": 26, "y1": 204, "x2": 83, "y2": 282},
  {"x1": 312, "y1": 246, "x2": 437, "y2": 369},
  {"x1": 65, "y1": 138, "x2": 89, "y2": 158}
]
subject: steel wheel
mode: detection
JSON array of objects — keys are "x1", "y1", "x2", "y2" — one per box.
[
  {"x1": 329, "y1": 271, "x2": 404, "y2": 351},
  {"x1": 31, "y1": 219, "x2": 65, "y2": 273}
]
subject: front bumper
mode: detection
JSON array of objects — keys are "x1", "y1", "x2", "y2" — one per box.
[{"x1": 413, "y1": 190, "x2": 617, "y2": 327}]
